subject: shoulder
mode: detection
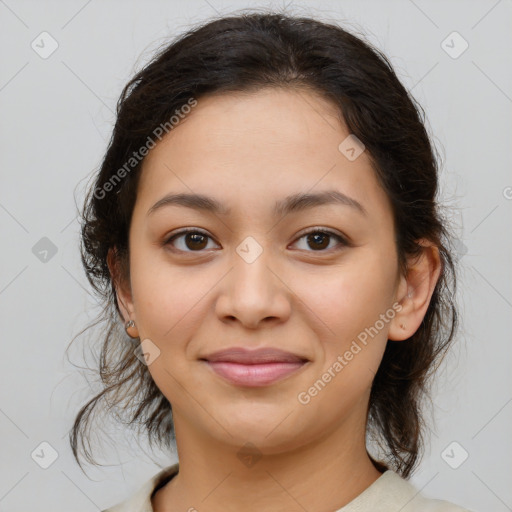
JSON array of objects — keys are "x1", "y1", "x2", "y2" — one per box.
[
  {"x1": 337, "y1": 470, "x2": 475, "y2": 512},
  {"x1": 101, "y1": 463, "x2": 179, "y2": 512},
  {"x1": 383, "y1": 471, "x2": 475, "y2": 512}
]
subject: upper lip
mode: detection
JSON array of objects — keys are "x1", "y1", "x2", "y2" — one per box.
[{"x1": 201, "y1": 347, "x2": 308, "y2": 364}]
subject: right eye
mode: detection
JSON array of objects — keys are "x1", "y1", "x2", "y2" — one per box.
[{"x1": 164, "y1": 228, "x2": 220, "y2": 253}]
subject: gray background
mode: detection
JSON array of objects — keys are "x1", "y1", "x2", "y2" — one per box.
[{"x1": 1, "y1": 0, "x2": 511, "y2": 511}]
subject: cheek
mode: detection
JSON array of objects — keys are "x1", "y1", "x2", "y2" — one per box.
[
  {"x1": 293, "y1": 263, "x2": 394, "y2": 416},
  {"x1": 129, "y1": 253, "x2": 205, "y2": 401},
  {"x1": 296, "y1": 251, "x2": 397, "y2": 386},
  {"x1": 296, "y1": 257, "x2": 395, "y2": 337},
  {"x1": 129, "y1": 248, "x2": 201, "y2": 342}
]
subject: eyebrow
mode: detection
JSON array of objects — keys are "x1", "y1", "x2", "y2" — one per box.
[{"x1": 147, "y1": 189, "x2": 367, "y2": 218}]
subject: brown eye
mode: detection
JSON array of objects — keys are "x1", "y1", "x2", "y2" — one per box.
[
  {"x1": 293, "y1": 228, "x2": 348, "y2": 252},
  {"x1": 183, "y1": 232, "x2": 208, "y2": 250},
  {"x1": 165, "y1": 229, "x2": 218, "y2": 252},
  {"x1": 306, "y1": 232, "x2": 330, "y2": 250},
  {"x1": 164, "y1": 227, "x2": 348, "y2": 254}
]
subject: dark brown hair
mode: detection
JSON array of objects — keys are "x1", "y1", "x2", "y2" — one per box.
[{"x1": 69, "y1": 10, "x2": 458, "y2": 479}]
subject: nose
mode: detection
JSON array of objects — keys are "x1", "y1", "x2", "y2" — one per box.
[{"x1": 215, "y1": 248, "x2": 292, "y2": 330}]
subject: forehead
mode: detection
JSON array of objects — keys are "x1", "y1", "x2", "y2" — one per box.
[{"x1": 135, "y1": 88, "x2": 392, "y2": 225}]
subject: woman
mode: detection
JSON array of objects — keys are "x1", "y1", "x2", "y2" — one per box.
[{"x1": 70, "y1": 11, "x2": 472, "y2": 512}]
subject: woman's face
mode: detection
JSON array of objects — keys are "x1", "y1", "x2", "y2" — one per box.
[{"x1": 119, "y1": 88, "x2": 408, "y2": 454}]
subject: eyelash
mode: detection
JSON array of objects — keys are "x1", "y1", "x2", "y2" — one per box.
[{"x1": 163, "y1": 227, "x2": 349, "y2": 254}]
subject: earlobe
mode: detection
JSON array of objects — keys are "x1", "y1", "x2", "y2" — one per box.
[{"x1": 389, "y1": 240, "x2": 442, "y2": 341}]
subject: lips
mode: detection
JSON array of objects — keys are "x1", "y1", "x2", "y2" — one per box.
[
  {"x1": 202, "y1": 347, "x2": 307, "y2": 364},
  {"x1": 201, "y1": 347, "x2": 309, "y2": 387}
]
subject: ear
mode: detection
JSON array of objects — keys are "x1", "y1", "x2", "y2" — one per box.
[
  {"x1": 107, "y1": 247, "x2": 137, "y2": 330},
  {"x1": 388, "y1": 239, "x2": 442, "y2": 341}
]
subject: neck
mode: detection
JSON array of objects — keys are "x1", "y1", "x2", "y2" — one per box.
[{"x1": 152, "y1": 407, "x2": 384, "y2": 512}]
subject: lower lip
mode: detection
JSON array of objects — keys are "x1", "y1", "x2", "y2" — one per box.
[{"x1": 205, "y1": 361, "x2": 306, "y2": 387}]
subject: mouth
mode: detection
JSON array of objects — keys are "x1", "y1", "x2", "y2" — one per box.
[{"x1": 200, "y1": 347, "x2": 309, "y2": 387}]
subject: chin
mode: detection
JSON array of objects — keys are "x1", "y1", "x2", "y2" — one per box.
[{"x1": 212, "y1": 406, "x2": 304, "y2": 448}]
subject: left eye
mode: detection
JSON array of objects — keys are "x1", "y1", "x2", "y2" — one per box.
[
  {"x1": 292, "y1": 229, "x2": 347, "y2": 252},
  {"x1": 164, "y1": 228, "x2": 347, "y2": 253}
]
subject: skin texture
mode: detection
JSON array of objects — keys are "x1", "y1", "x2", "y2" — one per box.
[{"x1": 110, "y1": 88, "x2": 441, "y2": 512}]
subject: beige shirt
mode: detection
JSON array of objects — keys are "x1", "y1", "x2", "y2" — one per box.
[{"x1": 102, "y1": 463, "x2": 473, "y2": 512}]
